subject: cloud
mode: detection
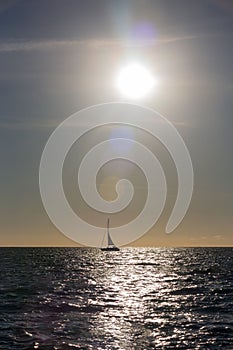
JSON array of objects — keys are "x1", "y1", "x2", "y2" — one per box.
[
  {"x1": 213, "y1": 234, "x2": 223, "y2": 240},
  {"x1": 0, "y1": 117, "x2": 59, "y2": 130},
  {"x1": 0, "y1": 0, "x2": 20, "y2": 15},
  {"x1": 0, "y1": 34, "x2": 208, "y2": 53}
]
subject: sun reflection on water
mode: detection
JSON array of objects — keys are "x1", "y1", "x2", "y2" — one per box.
[{"x1": 82, "y1": 248, "x2": 186, "y2": 348}]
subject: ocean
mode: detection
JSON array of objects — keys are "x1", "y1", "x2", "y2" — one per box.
[{"x1": 0, "y1": 247, "x2": 233, "y2": 349}]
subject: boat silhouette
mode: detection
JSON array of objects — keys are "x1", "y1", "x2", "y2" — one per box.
[{"x1": 101, "y1": 218, "x2": 119, "y2": 251}]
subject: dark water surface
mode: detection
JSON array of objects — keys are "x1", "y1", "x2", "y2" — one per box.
[{"x1": 0, "y1": 247, "x2": 233, "y2": 349}]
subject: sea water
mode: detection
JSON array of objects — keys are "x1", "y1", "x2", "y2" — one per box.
[{"x1": 0, "y1": 247, "x2": 233, "y2": 349}]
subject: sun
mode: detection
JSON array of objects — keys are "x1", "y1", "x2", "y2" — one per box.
[{"x1": 116, "y1": 63, "x2": 156, "y2": 99}]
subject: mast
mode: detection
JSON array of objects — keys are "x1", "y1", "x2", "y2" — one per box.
[{"x1": 107, "y1": 218, "x2": 110, "y2": 236}]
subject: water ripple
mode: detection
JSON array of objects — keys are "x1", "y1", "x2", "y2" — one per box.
[{"x1": 0, "y1": 247, "x2": 233, "y2": 349}]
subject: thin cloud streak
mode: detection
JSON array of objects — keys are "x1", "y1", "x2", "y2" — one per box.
[
  {"x1": 0, "y1": 118, "x2": 60, "y2": 130},
  {"x1": 0, "y1": 116, "x2": 190, "y2": 130},
  {"x1": 0, "y1": 34, "x2": 219, "y2": 53}
]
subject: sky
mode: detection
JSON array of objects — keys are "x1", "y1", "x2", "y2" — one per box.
[{"x1": 0, "y1": 0, "x2": 233, "y2": 246}]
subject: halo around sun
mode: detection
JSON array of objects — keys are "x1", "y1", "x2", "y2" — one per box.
[{"x1": 116, "y1": 63, "x2": 156, "y2": 99}]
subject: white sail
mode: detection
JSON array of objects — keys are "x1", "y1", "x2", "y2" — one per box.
[{"x1": 107, "y1": 218, "x2": 114, "y2": 246}]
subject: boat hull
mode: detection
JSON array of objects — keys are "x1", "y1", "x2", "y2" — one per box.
[{"x1": 101, "y1": 247, "x2": 120, "y2": 251}]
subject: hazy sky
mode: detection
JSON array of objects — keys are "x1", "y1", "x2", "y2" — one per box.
[{"x1": 0, "y1": 0, "x2": 232, "y2": 246}]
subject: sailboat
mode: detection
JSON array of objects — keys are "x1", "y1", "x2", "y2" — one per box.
[{"x1": 101, "y1": 218, "x2": 120, "y2": 251}]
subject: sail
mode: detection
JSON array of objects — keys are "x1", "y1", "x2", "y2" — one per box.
[
  {"x1": 101, "y1": 218, "x2": 119, "y2": 251},
  {"x1": 107, "y1": 218, "x2": 114, "y2": 246}
]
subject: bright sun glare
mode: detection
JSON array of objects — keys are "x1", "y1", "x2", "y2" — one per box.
[{"x1": 116, "y1": 63, "x2": 156, "y2": 99}]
